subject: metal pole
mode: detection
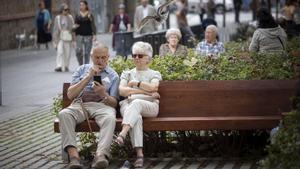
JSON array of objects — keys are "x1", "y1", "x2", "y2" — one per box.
[
  {"x1": 223, "y1": 0, "x2": 226, "y2": 27},
  {"x1": 276, "y1": 0, "x2": 279, "y2": 20},
  {"x1": 0, "y1": 53, "x2": 2, "y2": 106}
]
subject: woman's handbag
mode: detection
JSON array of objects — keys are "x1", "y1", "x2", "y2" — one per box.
[
  {"x1": 57, "y1": 15, "x2": 72, "y2": 41},
  {"x1": 60, "y1": 30, "x2": 72, "y2": 41}
]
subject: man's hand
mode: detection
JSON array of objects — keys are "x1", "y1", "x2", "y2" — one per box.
[
  {"x1": 87, "y1": 65, "x2": 100, "y2": 79},
  {"x1": 92, "y1": 81, "x2": 107, "y2": 97},
  {"x1": 128, "y1": 80, "x2": 139, "y2": 88}
]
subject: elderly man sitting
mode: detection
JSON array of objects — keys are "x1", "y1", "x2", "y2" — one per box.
[
  {"x1": 58, "y1": 43, "x2": 119, "y2": 169},
  {"x1": 195, "y1": 25, "x2": 225, "y2": 56}
]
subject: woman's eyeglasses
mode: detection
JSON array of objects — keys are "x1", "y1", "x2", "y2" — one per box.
[{"x1": 132, "y1": 54, "x2": 144, "y2": 59}]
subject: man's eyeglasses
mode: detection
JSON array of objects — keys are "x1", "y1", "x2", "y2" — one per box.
[
  {"x1": 94, "y1": 55, "x2": 108, "y2": 60},
  {"x1": 132, "y1": 54, "x2": 144, "y2": 59}
]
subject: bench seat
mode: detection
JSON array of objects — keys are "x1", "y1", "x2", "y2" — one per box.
[
  {"x1": 54, "y1": 115, "x2": 282, "y2": 132},
  {"x1": 53, "y1": 80, "x2": 299, "y2": 133}
]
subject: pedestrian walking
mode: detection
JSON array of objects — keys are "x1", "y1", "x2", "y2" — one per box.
[
  {"x1": 53, "y1": 3, "x2": 74, "y2": 72},
  {"x1": 176, "y1": 0, "x2": 195, "y2": 40},
  {"x1": 73, "y1": 0, "x2": 96, "y2": 66},
  {"x1": 294, "y1": 0, "x2": 300, "y2": 35},
  {"x1": 134, "y1": 0, "x2": 157, "y2": 34},
  {"x1": 35, "y1": 1, "x2": 52, "y2": 49},
  {"x1": 234, "y1": 0, "x2": 242, "y2": 23},
  {"x1": 198, "y1": 0, "x2": 206, "y2": 23},
  {"x1": 281, "y1": 0, "x2": 297, "y2": 38},
  {"x1": 109, "y1": 4, "x2": 131, "y2": 50},
  {"x1": 206, "y1": 0, "x2": 216, "y2": 19}
]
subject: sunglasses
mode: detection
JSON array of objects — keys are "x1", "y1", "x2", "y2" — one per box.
[
  {"x1": 63, "y1": 8, "x2": 69, "y2": 11},
  {"x1": 132, "y1": 54, "x2": 145, "y2": 59}
]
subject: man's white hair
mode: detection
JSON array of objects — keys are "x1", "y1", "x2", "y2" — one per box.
[
  {"x1": 165, "y1": 28, "x2": 182, "y2": 40},
  {"x1": 206, "y1": 25, "x2": 218, "y2": 34},
  {"x1": 132, "y1": 41, "x2": 153, "y2": 58},
  {"x1": 90, "y1": 42, "x2": 109, "y2": 55}
]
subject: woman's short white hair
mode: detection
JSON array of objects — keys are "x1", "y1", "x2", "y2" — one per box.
[
  {"x1": 205, "y1": 25, "x2": 218, "y2": 34},
  {"x1": 165, "y1": 28, "x2": 182, "y2": 40},
  {"x1": 132, "y1": 41, "x2": 153, "y2": 58}
]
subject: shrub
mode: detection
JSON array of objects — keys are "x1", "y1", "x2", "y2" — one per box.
[
  {"x1": 230, "y1": 23, "x2": 256, "y2": 42},
  {"x1": 109, "y1": 46, "x2": 297, "y2": 80},
  {"x1": 51, "y1": 94, "x2": 62, "y2": 116},
  {"x1": 259, "y1": 97, "x2": 300, "y2": 169}
]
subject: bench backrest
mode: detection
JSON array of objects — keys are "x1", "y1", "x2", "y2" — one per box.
[{"x1": 62, "y1": 80, "x2": 299, "y2": 117}]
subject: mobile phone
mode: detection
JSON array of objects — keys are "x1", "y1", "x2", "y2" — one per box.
[{"x1": 93, "y1": 75, "x2": 102, "y2": 85}]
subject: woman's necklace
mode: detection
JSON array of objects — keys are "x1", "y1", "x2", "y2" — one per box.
[{"x1": 80, "y1": 11, "x2": 89, "y2": 17}]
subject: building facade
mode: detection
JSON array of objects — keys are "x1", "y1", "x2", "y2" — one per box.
[{"x1": 0, "y1": 0, "x2": 141, "y2": 50}]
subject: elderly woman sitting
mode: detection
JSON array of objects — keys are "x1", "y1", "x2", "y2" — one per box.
[
  {"x1": 159, "y1": 28, "x2": 188, "y2": 57},
  {"x1": 195, "y1": 25, "x2": 224, "y2": 56},
  {"x1": 115, "y1": 42, "x2": 162, "y2": 168}
]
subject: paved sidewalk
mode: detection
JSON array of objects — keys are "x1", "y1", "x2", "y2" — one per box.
[{"x1": 0, "y1": 107, "x2": 259, "y2": 169}]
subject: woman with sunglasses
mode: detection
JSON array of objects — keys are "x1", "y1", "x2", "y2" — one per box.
[
  {"x1": 116, "y1": 41, "x2": 162, "y2": 168},
  {"x1": 53, "y1": 3, "x2": 74, "y2": 72}
]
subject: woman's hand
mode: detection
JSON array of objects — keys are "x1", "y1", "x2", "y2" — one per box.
[
  {"x1": 150, "y1": 92, "x2": 160, "y2": 99},
  {"x1": 128, "y1": 80, "x2": 139, "y2": 88},
  {"x1": 73, "y1": 24, "x2": 80, "y2": 29}
]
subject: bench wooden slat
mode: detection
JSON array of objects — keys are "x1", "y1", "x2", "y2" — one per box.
[{"x1": 54, "y1": 115, "x2": 281, "y2": 132}]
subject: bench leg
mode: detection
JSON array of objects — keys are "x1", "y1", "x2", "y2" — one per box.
[{"x1": 61, "y1": 144, "x2": 69, "y2": 162}]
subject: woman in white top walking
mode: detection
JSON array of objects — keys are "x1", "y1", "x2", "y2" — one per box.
[{"x1": 53, "y1": 3, "x2": 74, "y2": 72}]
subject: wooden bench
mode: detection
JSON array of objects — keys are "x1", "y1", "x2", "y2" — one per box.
[{"x1": 54, "y1": 80, "x2": 300, "y2": 133}]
